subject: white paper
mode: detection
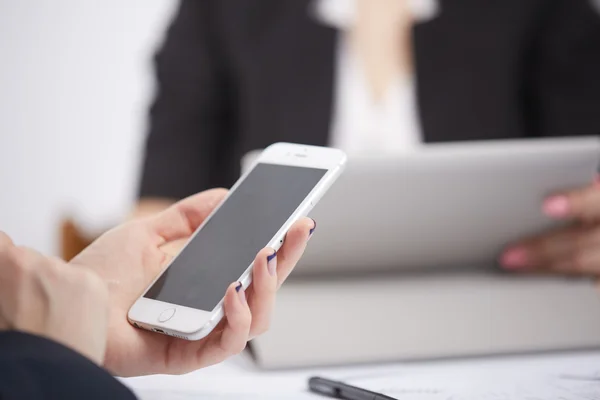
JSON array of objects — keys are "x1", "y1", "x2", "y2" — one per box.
[{"x1": 344, "y1": 352, "x2": 600, "y2": 400}]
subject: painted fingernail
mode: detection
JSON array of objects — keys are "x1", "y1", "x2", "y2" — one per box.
[
  {"x1": 267, "y1": 250, "x2": 277, "y2": 276},
  {"x1": 309, "y1": 219, "x2": 317, "y2": 236},
  {"x1": 543, "y1": 196, "x2": 570, "y2": 218},
  {"x1": 500, "y1": 248, "x2": 529, "y2": 269},
  {"x1": 236, "y1": 282, "x2": 247, "y2": 304}
]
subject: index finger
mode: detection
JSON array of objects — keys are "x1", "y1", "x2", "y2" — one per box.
[
  {"x1": 276, "y1": 217, "x2": 315, "y2": 287},
  {"x1": 148, "y1": 188, "x2": 228, "y2": 244}
]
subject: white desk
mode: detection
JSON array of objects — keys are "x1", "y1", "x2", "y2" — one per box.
[
  {"x1": 121, "y1": 350, "x2": 600, "y2": 399},
  {"x1": 121, "y1": 351, "x2": 323, "y2": 399}
]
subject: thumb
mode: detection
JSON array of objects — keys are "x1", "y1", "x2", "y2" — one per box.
[{"x1": 147, "y1": 188, "x2": 228, "y2": 243}]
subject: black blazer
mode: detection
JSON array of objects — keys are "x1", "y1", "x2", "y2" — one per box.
[
  {"x1": 139, "y1": 0, "x2": 600, "y2": 200},
  {"x1": 0, "y1": 332, "x2": 135, "y2": 399}
]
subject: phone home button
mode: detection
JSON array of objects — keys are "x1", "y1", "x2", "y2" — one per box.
[{"x1": 158, "y1": 308, "x2": 176, "y2": 322}]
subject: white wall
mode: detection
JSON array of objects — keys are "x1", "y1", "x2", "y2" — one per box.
[{"x1": 0, "y1": 0, "x2": 176, "y2": 254}]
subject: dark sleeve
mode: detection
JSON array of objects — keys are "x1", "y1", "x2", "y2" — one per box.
[
  {"x1": 138, "y1": 0, "x2": 233, "y2": 200},
  {"x1": 528, "y1": 0, "x2": 600, "y2": 137},
  {"x1": 0, "y1": 331, "x2": 136, "y2": 400}
]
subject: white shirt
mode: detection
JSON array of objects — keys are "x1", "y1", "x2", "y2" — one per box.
[{"x1": 312, "y1": 0, "x2": 439, "y2": 155}]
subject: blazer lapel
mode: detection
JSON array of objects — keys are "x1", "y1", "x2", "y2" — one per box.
[{"x1": 245, "y1": 0, "x2": 337, "y2": 148}]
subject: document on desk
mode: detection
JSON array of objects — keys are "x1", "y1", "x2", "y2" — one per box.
[{"x1": 340, "y1": 351, "x2": 600, "y2": 400}]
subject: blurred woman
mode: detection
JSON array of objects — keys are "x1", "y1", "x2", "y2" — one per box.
[{"x1": 137, "y1": 0, "x2": 600, "y2": 274}]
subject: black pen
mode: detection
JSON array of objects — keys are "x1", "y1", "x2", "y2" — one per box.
[{"x1": 308, "y1": 376, "x2": 397, "y2": 400}]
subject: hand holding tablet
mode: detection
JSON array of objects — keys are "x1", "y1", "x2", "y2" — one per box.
[{"x1": 502, "y1": 180, "x2": 600, "y2": 275}]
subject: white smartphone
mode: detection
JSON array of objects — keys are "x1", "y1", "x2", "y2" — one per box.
[{"x1": 128, "y1": 143, "x2": 346, "y2": 340}]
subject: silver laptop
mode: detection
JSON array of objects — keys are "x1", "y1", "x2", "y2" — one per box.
[
  {"x1": 243, "y1": 137, "x2": 600, "y2": 368},
  {"x1": 244, "y1": 136, "x2": 600, "y2": 275}
]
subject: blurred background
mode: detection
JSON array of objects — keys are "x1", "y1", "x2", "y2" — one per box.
[
  {"x1": 3, "y1": 0, "x2": 600, "y2": 259},
  {"x1": 0, "y1": 0, "x2": 175, "y2": 254},
  {"x1": 2, "y1": 0, "x2": 600, "y2": 371}
]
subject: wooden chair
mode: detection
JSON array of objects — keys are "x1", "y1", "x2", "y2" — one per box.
[{"x1": 59, "y1": 218, "x2": 96, "y2": 261}]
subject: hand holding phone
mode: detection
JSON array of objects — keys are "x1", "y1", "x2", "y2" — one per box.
[
  {"x1": 128, "y1": 143, "x2": 346, "y2": 341},
  {"x1": 70, "y1": 143, "x2": 345, "y2": 376}
]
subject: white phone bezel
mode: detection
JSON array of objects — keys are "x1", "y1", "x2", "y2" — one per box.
[{"x1": 128, "y1": 143, "x2": 347, "y2": 340}]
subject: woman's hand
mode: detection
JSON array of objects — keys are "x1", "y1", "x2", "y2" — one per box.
[
  {"x1": 70, "y1": 189, "x2": 316, "y2": 377},
  {"x1": 501, "y1": 182, "x2": 600, "y2": 275},
  {"x1": 0, "y1": 232, "x2": 109, "y2": 365}
]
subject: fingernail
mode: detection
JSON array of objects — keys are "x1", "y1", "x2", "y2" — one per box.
[
  {"x1": 543, "y1": 196, "x2": 570, "y2": 218},
  {"x1": 500, "y1": 248, "x2": 529, "y2": 269},
  {"x1": 236, "y1": 282, "x2": 247, "y2": 304},
  {"x1": 309, "y1": 218, "x2": 317, "y2": 237},
  {"x1": 267, "y1": 250, "x2": 277, "y2": 276}
]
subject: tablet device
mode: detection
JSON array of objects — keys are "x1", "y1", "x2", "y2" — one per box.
[{"x1": 242, "y1": 137, "x2": 600, "y2": 274}]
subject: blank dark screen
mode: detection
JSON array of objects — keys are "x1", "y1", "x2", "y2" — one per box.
[{"x1": 144, "y1": 163, "x2": 327, "y2": 310}]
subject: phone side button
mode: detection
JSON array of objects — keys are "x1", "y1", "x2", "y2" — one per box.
[{"x1": 158, "y1": 308, "x2": 176, "y2": 322}]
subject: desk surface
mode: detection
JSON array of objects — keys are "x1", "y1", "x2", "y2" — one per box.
[
  {"x1": 122, "y1": 350, "x2": 600, "y2": 399},
  {"x1": 121, "y1": 351, "x2": 319, "y2": 399}
]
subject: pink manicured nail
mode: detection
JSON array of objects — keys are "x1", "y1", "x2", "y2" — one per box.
[
  {"x1": 543, "y1": 196, "x2": 570, "y2": 218},
  {"x1": 500, "y1": 248, "x2": 529, "y2": 269}
]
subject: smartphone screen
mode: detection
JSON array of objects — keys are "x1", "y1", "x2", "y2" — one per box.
[{"x1": 144, "y1": 163, "x2": 327, "y2": 310}]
